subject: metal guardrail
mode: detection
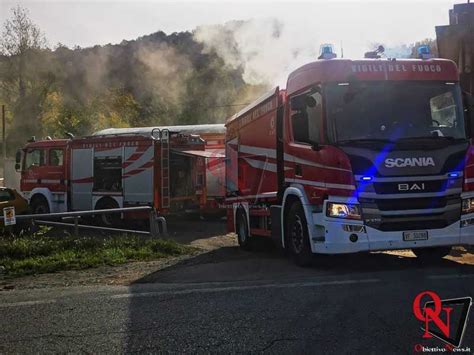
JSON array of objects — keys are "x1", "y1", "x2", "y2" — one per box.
[{"x1": 0, "y1": 206, "x2": 167, "y2": 237}]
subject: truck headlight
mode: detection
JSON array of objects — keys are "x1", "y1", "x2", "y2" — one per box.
[
  {"x1": 462, "y1": 198, "x2": 474, "y2": 214},
  {"x1": 326, "y1": 202, "x2": 361, "y2": 220}
]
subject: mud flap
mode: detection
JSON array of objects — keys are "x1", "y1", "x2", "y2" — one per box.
[{"x1": 270, "y1": 205, "x2": 283, "y2": 248}]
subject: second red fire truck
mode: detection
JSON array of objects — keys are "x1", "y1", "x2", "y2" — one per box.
[
  {"x1": 225, "y1": 54, "x2": 474, "y2": 265},
  {"x1": 16, "y1": 125, "x2": 224, "y2": 225}
]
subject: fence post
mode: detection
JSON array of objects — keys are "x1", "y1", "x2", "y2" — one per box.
[
  {"x1": 157, "y1": 216, "x2": 167, "y2": 236},
  {"x1": 149, "y1": 210, "x2": 159, "y2": 237},
  {"x1": 74, "y1": 217, "x2": 79, "y2": 236}
]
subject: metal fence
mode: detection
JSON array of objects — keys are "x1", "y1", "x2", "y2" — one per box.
[{"x1": 0, "y1": 206, "x2": 167, "y2": 237}]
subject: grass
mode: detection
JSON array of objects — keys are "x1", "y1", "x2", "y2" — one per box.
[{"x1": 0, "y1": 228, "x2": 196, "y2": 277}]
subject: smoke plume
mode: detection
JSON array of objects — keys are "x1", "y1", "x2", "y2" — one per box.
[{"x1": 194, "y1": 19, "x2": 319, "y2": 87}]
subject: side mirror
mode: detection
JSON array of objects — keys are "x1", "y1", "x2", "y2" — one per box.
[
  {"x1": 311, "y1": 141, "x2": 321, "y2": 151},
  {"x1": 290, "y1": 95, "x2": 307, "y2": 111},
  {"x1": 15, "y1": 149, "x2": 22, "y2": 172}
]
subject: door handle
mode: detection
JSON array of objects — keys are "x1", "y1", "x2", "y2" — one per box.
[{"x1": 295, "y1": 164, "x2": 302, "y2": 177}]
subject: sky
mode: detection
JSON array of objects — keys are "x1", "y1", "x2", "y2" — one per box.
[{"x1": 0, "y1": 0, "x2": 461, "y2": 56}]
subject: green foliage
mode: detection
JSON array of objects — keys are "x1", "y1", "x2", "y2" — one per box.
[
  {"x1": 0, "y1": 232, "x2": 196, "y2": 277},
  {"x1": 0, "y1": 8, "x2": 266, "y2": 152}
]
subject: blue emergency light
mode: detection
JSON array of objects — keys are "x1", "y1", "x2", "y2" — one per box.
[
  {"x1": 319, "y1": 44, "x2": 337, "y2": 59},
  {"x1": 417, "y1": 45, "x2": 433, "y2": 59}
]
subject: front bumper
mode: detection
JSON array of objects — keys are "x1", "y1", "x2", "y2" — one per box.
[{"x1": 309, "y1": 201, "x2": 474, "y2": 255}]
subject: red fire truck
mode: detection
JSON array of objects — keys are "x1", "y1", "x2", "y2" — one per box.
[
  {"x1": 93, "y1": 124, "x2": 226, "y2": 217},
  {"x1": 16, "y1": 127, "x2": 219, "y2": 225},
  {"x1": 225, "y1": 56, "x2": 474, "y2": 265}
]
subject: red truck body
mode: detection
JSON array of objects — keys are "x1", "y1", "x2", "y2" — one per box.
[
  {"x1": 93, "y1": 124, "x2": 226, "y2": 216},
  {"x1": 226, "y1": 58, "x2": 474, "y2": 262},
  {"x1": 18, "y1": 127, "x2": 219, "y2": 222}
]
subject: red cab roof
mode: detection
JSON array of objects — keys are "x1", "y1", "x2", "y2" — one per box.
[
  {"x1": 287, "y1": 58, "x2": 459, "y2": 95},
  {"x1": 23, "y1": 139, "x2": 69, "y2": 149}
]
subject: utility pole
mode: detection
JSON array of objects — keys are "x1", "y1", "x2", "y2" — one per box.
[{"x1": 2, "y1": 105, "x2": 5, "y2": 175}]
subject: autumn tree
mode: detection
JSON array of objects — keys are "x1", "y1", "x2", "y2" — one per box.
[{"x1": 0, "y1": 5, "x2": 46, "y2": 99}]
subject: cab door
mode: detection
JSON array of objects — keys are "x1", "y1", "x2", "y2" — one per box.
[
  {"x1": 286, "y1": 91, "x2": 324, "y2": 183},
  {"x1": 21, "y1": 148, "x2": 47, "y2": 192},
  {"x1": 285, "y1": 90, "x2": 335, "y2": 204}
]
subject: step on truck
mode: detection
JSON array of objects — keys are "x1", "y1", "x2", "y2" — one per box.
[
  {"x1": 225, "y1": 55, "x2": 474, "y2": 265},
  {"x1": 16, "y1": 128, "x2": 218, "y2": 226}
]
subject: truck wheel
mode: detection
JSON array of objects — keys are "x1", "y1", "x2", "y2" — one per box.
[
  {"x1": 95, "y1": 198, "x2": 121, "y2": 227},
  {"x1": 412, "y1": 247, "x2": 452, "y2": 262},
  {"x1": 236, "y1": 208, "x2": 251, "y2": 250},
  {"x1": 30, "y1": 196, "x2": 50, "y2": 214},
  {"x1": 286, "y1": 202, "x2": 313, "y2": 267}
]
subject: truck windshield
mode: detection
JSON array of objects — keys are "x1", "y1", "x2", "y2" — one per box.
[{"x1": 325, "y1": 81, "x2": 466, "y2": 143}]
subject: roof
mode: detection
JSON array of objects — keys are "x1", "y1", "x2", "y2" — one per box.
[
  {"x1": 23, "y1": 139, "x2": 69, "y2": 149},
  {"x1": 287, "y1": 58, "x2": 459, "y2": 95},
  {"x1": 93, "y1": 124, "x2": 226, "y2": 137},
  {"x1": 225, "y1": 87, "x2": 280, "y2": 127}
]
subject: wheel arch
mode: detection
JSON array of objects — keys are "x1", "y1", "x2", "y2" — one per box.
[
  {"x1": 29, "y1": 188, "x2": 53, "y2": 212},
  {"x1": 94, "y1": 196, "x2": 121, "y2": 210},
  {"x1": 281, "y1": 185, "x2": 313, "y2": 249},
  {"x1": 233, "y1": 202, "x2": 250, "y2": 233}
]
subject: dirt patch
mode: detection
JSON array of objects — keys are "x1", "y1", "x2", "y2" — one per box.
[{"x1": 0, "y1": 220, "x2": 236, "y2": 291}]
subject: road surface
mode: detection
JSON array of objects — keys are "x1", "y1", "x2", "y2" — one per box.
[{"x1": 1, "y1": 222, "x2": 474, "y2": 353}]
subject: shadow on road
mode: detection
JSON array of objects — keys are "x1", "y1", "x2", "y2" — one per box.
[
  {"x1": 165, "y1": 217, "x2": 228, "y2": 244},
  {"x1": 133, "y1": 234, "x2": 474, "y2": 285},
  {"x1": 124, "y1": 230, "x2": 474, "y2": 352}
]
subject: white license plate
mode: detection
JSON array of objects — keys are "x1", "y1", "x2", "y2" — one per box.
[{"x1": 403, "y1": 231, "x2": 428, "y2": 241}]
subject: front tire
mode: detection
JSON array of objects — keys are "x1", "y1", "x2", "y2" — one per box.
[
  {"x1": 236, "y1": 208, "x2": 251, "y2": 250},
  {"x1": 30, "y1": 196, "x2": 50, "y2": 215},
  {"x1": 412, "y1": 247, "x2": 452, "y2": 262},
  {"x1": 286, "y1": 202, "x2": 313, "y2": 266}
]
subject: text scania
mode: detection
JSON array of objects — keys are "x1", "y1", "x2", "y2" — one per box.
[{"x1": 385, "y1": 157, "x2": 435, "y2": 168}]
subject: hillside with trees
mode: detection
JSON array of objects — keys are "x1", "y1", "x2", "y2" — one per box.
[
  {"x1": 0, "y1": 6, "x2": 266, "y2": 153},
  {"x1": 0, "y1": 6, "x2": 438, "y2": 154}
]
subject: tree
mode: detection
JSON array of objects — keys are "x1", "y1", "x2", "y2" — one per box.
[
  {"x1": 0, "y1": 5, "x2": 46, "y2": 98},
  {"x1": 0, "y1": 6, "x2": 49, "y2": 149}
]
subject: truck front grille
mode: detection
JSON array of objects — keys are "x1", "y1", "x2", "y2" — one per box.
[{"x1": 357, "y1": 175, "x2": 462, "y2": 231}]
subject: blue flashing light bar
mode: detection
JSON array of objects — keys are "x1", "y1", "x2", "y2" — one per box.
[
  {"x1": 448, "y1": 172, "x2": 461, "y2": 178},
  {"x1": 417, "y1": 45, "x2": 430, "y2": 55},
  {"x1": 360, "y1": 176, "x2": 373, "y2": 181}
]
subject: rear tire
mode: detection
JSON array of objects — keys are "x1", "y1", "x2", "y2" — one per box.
[
  {"x1": 236, "y1": 208, "x2": 252, "y2": 250},
  {"x1": 412, "y1": 247, "x2": 452, "y2": 262},
  {"x1": 95, "y1": 198, "x2": 121, "y2": 227},
  {"x1": 286, "y1": 202, "x2": 313, "y2": 267}
]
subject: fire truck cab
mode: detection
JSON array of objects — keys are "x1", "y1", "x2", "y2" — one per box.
[
  {"x1": 226, "y1": 57, "x2": 474, "y2": 265},
  {"x1": 17, "y1": 129, "x2": 211, "y2": 224}
]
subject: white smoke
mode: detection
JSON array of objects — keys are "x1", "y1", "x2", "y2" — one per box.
[{"x1": 194, "y1": 18, "x2": 320, "y2": 87}]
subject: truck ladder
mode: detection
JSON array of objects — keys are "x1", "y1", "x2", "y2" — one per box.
[{"x1": 161, "y1": 129, "x2": 170, "y2": 209}]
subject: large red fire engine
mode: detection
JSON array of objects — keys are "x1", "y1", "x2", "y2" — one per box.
[
  {"x1": 16, "y1": 127, "x2": 221, "y2": 225},
  {"x1": 93, "y1": 124, "x2": 226, "y2": 216},
  {"x1": 226, "y1": 55, "x2": 474, "y2": 265}
]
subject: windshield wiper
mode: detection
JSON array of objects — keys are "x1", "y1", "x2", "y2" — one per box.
[
  {"x1": 337, "y1": 138, "x2": 396, "y2": 145},
  {"x1": 397, "y1": 136, "x2": 467, "y2": 142}
]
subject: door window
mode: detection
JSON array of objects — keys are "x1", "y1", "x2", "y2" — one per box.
[
  {"x1": 49, "y1": 149, "x2": 64, "y2": 166},
  {"x1": 25, "y1": 149, "x2": 45, "y2": 169},
  {"x1": 291, "y1": 92, "x2": 322, "y2": 144}
]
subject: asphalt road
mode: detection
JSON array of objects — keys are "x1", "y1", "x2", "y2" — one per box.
[{"x1": 1, "y1": 243, "x2": 474, "y2": 354}]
